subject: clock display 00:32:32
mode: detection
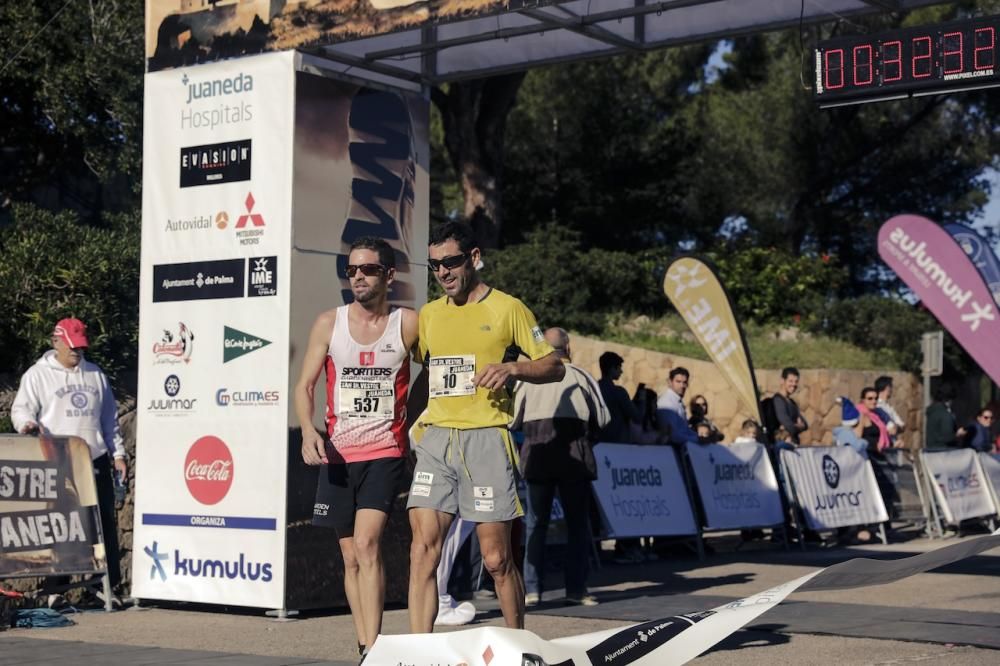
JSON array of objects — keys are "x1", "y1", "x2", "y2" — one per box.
[{"x1": 814, "y1": 15, "x2": 1000, "y2": 107}]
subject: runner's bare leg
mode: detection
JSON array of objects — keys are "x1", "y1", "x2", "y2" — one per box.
[
  {"x1": 353, "y1": 508, "x2": 390, "y2": 646},
  {"x1": 477, "y1": 520, "x2": 524, "y2": 629},
  {"x1": 338, "y1": 536, "x2": 366, "y2": 648},
  {"x1": 408, "y1": 507, "x2": 455, "y2": 632}
]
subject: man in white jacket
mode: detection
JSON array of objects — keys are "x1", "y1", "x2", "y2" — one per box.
[{"x1": 11, "y1": 317, "x2": 127, "y2": 589}]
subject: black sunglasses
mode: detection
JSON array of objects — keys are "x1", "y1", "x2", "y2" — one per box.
[
  {"x1": 346, "y1": 263, "x2": 386, "y2": 278},
  {"x1": 428, "y1": 253, "x2": 469, "y2": 272}
]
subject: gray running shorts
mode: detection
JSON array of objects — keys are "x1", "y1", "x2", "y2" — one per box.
[{"x1": 406, "y1": 425, "x2": 523, "y2": 522}]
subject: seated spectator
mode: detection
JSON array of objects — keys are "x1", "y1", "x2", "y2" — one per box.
[
  {"x1": 856, "y1": 387, "x2": 894, "y2": 458},
  {"x1": 963, "y1": 408, "x2": 995, "y2": 452},
  {"x1": 695, "y1": 422, "x2": 714, "y2": 444},
  {"x1": 733, "y1": 419, "x2": 762, "y2": 444},
  {"x1": 688, "y1": 394, "x2": 722, "y2": 442},
  {"x1": 631, "y1": 386, "x2": 670, "y2": 445}
]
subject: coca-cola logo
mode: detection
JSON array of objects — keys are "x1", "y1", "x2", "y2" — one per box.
[{"x1": 184, "y1": 435, "x2": 233, "y2": 505}]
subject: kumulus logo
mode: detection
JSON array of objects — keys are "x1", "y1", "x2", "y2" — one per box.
[{"x1": 144, "y1": 540, "x2": 272, "y2": 583}]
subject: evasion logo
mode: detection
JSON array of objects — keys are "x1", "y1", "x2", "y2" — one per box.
[{"x1": 223, "y1": 326, "x2": 271, "y2": 363}]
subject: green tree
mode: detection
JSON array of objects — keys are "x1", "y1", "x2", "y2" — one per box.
[{"x1": 0, "y1": 204, "x2": 140, "y2": 392}]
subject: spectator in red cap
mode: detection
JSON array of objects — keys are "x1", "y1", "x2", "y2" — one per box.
[{"x1": 10, "y1": 317, "x2": 126, "y2": 599}]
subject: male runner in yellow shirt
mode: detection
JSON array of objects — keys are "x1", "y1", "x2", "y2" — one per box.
[{"x1": 407, "y1": 221, "x2": 564, "y2": 632}]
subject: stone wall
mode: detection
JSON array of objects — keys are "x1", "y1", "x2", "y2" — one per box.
[{"x1": 569, "y1": 335, "x2": 923, "y2": 447}]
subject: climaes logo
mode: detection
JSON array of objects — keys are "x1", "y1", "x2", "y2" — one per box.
[
  {"x1": 184, "y1": 435, "x2": 233, "y2": 505},
  {"x1": 223, "y1": 326, "x2": 271, "y2": 363},
  {"x1": 216, "y1": 388, "x2": 280, "y2": 407},
  {"x1": 143, "y1": 540, "x2": 272, "y2": 584}
]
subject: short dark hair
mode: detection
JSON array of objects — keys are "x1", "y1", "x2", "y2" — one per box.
[
  {"x1": 669, "y1": 367, "x2": 689, "y2": 381},
  {"x1": 429, "y1": 221, "x2": 477, "y2": 254},
  {"x1": 350, "y1": 236, "x2": 395, "y2": 270},
  {"x1": 874, "y1": 376, "x2": 893, "y2": 393},
  {"x1": 599, "y1": 351, "x2": 624, "y2": 375},
  {"x1": 978, "y1": 407, "x2": 994, "y2": 418},
  {"x1": 781, "y1": 367, "x2": 800, "y2": 379},
  {"x1": 861, "y1": 386, "x2": 877, "y2": 401}
]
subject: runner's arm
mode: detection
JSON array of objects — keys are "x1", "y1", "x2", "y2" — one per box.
[
  {"x1": 294, "y1": 311, "x2": 335, "y2": 465},
  {"x1": 473, "y1": 351, "x2": 564, "y2": 391}
]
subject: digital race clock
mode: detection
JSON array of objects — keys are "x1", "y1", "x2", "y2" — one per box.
[{"x1": 815, "y1": 15, "x2": 1000, "y2": 107}]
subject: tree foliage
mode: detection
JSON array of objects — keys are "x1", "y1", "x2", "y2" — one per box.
[{"x1": 0, "y1": 204, "x2": 140, "y2": 391}]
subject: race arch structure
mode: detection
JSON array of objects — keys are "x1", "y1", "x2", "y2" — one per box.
[{"x1": 136, "y1": 0, "x2": 949, "y2": 614}]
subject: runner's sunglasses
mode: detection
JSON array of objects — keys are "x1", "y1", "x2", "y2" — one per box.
[
  {"x1": 427, "y1": 253, "x2": 469, "y2": 271},
  {"x1": 346, "y1": 263, "x2": 386, "y2": 277}
]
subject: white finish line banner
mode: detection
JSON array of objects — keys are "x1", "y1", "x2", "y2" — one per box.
[
  {"x1": 591, "y1": 443, "x2": 698, "y2": 537},
  {"x1": 367, "y1": 532, "x2": 1000, "y2": 665},
  {"x1": 922, "y1": 449, "x2": 997, "y2": 524},
  {"x1": 685, "y1": 442, "x2": 784, "y2": 530},
  {"x1": 781, "y1": 446, "x2": 888, "y2": 530}
]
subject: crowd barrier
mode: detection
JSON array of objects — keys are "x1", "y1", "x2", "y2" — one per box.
[{"x1": 921, "y1": 449, "x2": 998, "y2": 532}]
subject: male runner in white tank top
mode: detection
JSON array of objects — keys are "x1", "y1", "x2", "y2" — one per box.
[{"x1": 295, "y1": 236, "x2": 418, "y2": 662}]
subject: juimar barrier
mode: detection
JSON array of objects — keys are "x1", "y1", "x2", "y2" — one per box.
[
  {"x1": 920, "y1": 449, "x2": 998, "y2": 529},
  {"x1": 780, "y1": 446, "x2": 889, "y2": 538},
  {"x1": 0, "y1": 434, "x2": 114, "y2": 610},
  {"x1": 684, "y1": 441, "x2": 784, "y2": 531},
  {"x1": 590, "y1": 443, "x2": 698, "y2": 539}
]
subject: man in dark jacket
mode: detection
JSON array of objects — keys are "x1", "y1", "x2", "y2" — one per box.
[{"x1": 511, "y1": 328, "x2": 609, "y2": 608}]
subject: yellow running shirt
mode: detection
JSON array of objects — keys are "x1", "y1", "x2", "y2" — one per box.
[{"x1": 419, "y1": 288, "x2": 553, "y2": 429}]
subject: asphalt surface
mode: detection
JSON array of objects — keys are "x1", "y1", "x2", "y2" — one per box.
[{"x1": 5, "y1": 530, "x2": 1000, "y2": 665}]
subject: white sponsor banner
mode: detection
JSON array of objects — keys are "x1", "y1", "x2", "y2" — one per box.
[
  {"x1": 134, "y1": 52, "x2": 295, "y2": 608},
  {"x1": 685, "y1": 442, "x2": 784, "y2": 530},
  {"x1": 981, "y1": 453, "x2": 1000, "y2": 509},
  {"x1": 780, "y1": 446, "x2": 888, "y2": 530},
  {"x1": 591, "y1": 443, "x2": 698, "y2": 537},
  {"x1": 922, "y1": 449, "x2": 997, "y2": 524},
  {"x1": 367, "y1": 532, "x2": 1000, "y2": 665}
]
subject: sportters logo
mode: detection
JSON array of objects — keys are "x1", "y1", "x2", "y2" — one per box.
[
  {"x1": 179, "y1": 139, "x2": 251, "y2": 188},
  {"x1": 153, "y1": 322, "x2": 195, "y2": 365},
  {"x1": 359, "y1": 351, "x2": 375, "y2": 366},
  {"x1": 184, "y1": 435, "x2": 233, "y2": 505},
  {"x1": 822, "y1": 455, "x2": 840, "y2": 489},
  {"x1": 180, "y1": 71, "x2": 253, "y2": 131},
  {"x1": 247, "y1": 256, "x2": 277, "y2": 297},
  {"x1": 216, "y1": 388, "x2": 280, "y2": 407},
  {"x1": 223, "y1": 326, "x2": 271, "y2": 363}
]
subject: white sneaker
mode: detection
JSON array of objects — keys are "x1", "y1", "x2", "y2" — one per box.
[
  {"x1": 435, "y1": 601, "x2": 477, "y2": 626},
  {"x1": 525, "y1": 592, "x2": 540, "y2": 607}
]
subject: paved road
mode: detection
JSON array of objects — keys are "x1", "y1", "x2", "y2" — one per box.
[{"x1": 5, "y1": 532, "x2": 999, "y2": 665}]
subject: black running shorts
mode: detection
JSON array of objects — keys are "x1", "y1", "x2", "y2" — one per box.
[{"x1": 312, "y1": 454, "x2": 407, "y2": 535}]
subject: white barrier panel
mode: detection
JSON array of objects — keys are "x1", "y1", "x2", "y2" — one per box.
[
  {"x1": 685, "y1": 442, "x2": 784, "y2": 530},
  {"x1": 367, "y1": 532, "x2": 1000, "y2": 665},
  {"x1": 591, "y1": 443, "x2": 698, "y2": 537},
  {"x1": 133, "y1": 53, "x2": 296, "y2": 608},
  {"x1": 780, "y1": 446, "x2": 888, "y2": 530},
  {"x1": 922, "y1": 449, "x2": 997, "y2": 524},
  {"x1": 981, "y1": 453, "x2": 1000, "y2": 509}
]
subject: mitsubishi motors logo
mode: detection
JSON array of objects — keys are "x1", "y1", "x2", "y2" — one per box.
[{"x1": 235, "y1": 192, "x2": 264, "y2": 228}]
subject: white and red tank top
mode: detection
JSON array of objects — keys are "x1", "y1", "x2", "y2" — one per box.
[{"x1": 324, "y1": 305, "x2": 410, "y2": 463}]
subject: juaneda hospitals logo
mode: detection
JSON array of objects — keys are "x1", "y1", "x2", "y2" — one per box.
[
  {"x1": 179, "y1": 71, "x2": 253, "y2": 131},
  {"x1": 184, "y1": 435, "x2": 233, "y2": 505}
]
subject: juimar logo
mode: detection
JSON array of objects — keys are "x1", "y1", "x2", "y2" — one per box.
[
  {"x1": 147, "y1": 374, "x2": 197, "y2": 414},
  {"x1": 814, "y1": 453, "x2": 861, "y2": 510},
  {"x1": 180, "y1": 71, "x2": 253, "y2": 131},
  {"x1": 887, "y1": 226, "x2": 996, "y2": 332},
  {"x1": 145, "y1": 541, "x2": 273, "y2": 583}
]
